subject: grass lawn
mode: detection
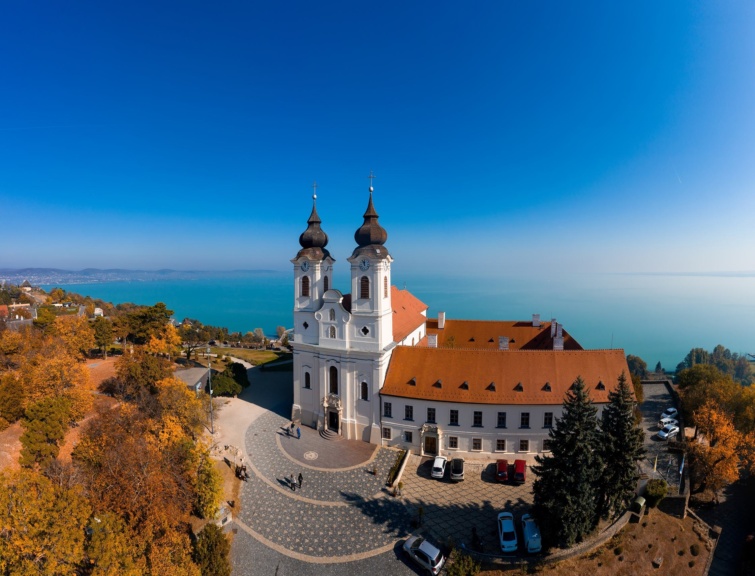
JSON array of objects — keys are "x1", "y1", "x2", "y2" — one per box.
[{"x1": 200, "y1": 347, "x2": 291, "y2": 369}]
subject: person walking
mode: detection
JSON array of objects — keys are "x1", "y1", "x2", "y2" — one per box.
[
  {"x1": 289, "y1": 473, "x2": 296, "y2": 492},
  {"x1": 296, "y1": 426, "x2": 301, "y2": 440},
  {"x1": 297, "y1": 472, "x2": 303, "y2": 489},
  {"x1": 290, "y1": 422, "x2": 295, "y2": 436}
]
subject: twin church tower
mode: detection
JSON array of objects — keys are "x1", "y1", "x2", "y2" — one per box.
[{"x1": 291, "y1": 181, "x2": 416, "y2": 444}]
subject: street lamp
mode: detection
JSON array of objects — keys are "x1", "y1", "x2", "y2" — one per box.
[{"x1": 207, "y1": 346, "x2": 214, "y2": 434}]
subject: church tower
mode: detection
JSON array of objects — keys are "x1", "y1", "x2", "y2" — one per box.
[
  {"x1": 346, "y1": 178, "x2": 394, "y2": 352},
  {"x1": 291, "y1": 185, "x2": 333, "y2": 346}
]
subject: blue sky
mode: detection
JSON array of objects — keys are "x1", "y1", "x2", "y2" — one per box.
[{"x1": 2, "y1": 1, "x2": 754, "y2": 276}]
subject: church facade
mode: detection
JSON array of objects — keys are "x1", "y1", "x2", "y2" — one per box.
[{"x1": 291, "y1": 183, "x2": 631, "y2": 461}]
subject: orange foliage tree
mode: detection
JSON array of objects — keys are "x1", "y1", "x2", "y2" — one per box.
[{"x1": 53, "y1": 314, "x2": 95, "y2": 360}]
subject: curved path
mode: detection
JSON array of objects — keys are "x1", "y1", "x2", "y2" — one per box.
[{"x1": 234, "y1": 410, "x2": 412, "y2": 562}]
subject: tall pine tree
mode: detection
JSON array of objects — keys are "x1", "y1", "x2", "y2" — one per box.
[
  {"x1": 532, "y1": 376, "x2": 602, "y2": 547},
  {"x1": 597, "y1": 372, "x2": 646, "y2": 519}
]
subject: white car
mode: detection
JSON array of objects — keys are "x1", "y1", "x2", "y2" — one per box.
[
  {"x1": 431, "y1": 456, "x2": 447, "y2": 479},
  {"x1": 498, "y1": 511, "x2": 518, "y2": 553},
  {"x1": 658, "y1": 417, "x2": 679, "y2": 429},
  {"x1": 403, "y1": 535, "x2": 446, "y2": 575},
  {"x1": 657, "y1": 424, "x2": 680, "y2": 440},
  {"x1": 661, "y1": 407, "x2": 678, "y2": 419}
]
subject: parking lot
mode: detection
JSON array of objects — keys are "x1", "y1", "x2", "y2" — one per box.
[
  {"x1": 400, "y1": 455, "x2": 535, "y2": 555},
  {"x1": 638, "y1": 381, "x2": 684, "y2": 492}
]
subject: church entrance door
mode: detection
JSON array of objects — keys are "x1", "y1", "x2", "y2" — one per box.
[
  {"x1": 424, "y1": 436, "x2": 437, "y2": 456},
  {"x1": 328, "y1": 410, "x2": 339, "y2": 433}
]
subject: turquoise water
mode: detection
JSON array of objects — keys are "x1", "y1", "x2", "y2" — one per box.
[{"x1": 47, "y1": 271, "x2": 755, "y2": 371}]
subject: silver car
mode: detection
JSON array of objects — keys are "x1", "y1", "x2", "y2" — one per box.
[
  {"x1": 403, "y1": 535, "x2": 446, "y2": 575},
  {"x1": 431, "y1": 456, "x2": 447, "y2": 479},
  {"x1": 657, "y1": 424, "x2": 679, "y2": 440}
]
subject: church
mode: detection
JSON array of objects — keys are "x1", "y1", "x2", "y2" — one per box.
[{"x1": 290, "y1": 182, "x2": 631, "y2": 462}]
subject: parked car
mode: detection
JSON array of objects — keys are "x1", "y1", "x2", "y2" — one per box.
[
  {"x1": 450, "y1": 457, "x2": 465, "y2": 481},
  {"x1": 521, "y1": 513, "x2": 542, "y2": 553},
  {"x1": 497, "y1": 511, "x2": 518, "y2": 553},
  {"x1": 661, "y1": 407, "x2": 678, "y2": 419},
  {"x1": 496, "y1": 459, "x2": 509, "y2": 482},
  {"x1": 431, "y1": 456, "x2": 447, "y2": 479},
  {"x1": 513, "y1": 459, "x2": 527, "y2": 484},
  {"x1": 658, "y1": 417, "x2": 679, "y2": 429},
  {"x1": 657, "y1": 424, "x2": 680, "y2": 440},
  {"x1": 403, "y1": 535, "x2": 446, "y2": 575}
]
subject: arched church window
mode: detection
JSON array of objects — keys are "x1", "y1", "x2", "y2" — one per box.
[
  {"x1": 360, "y1": 381, "x2": 369, "y2": 400},
  {"x1": 301, "y1": 276, "x2": 310, "y2": 297},
  {"x1": 360, "y1": 276, "x2": 370, "y2": 299},
  {"x1": 329, "y1": 309, "x2": 336, "y2": 321},
  {"x1": 329, "y1": 366, "x2": 338, "y2": 395},
  {"x1": 329, "y1": 326, "x2": 336, "y2": 338},
  {"x1": 324, "y1": 275, "x2": 329, "y2": 292},
  {"x1": 383, "y1": 276, "x2": 388, "y2": 298},
  {"x1": 304, "y1": 372, "x2": 311, "y2": 389}
]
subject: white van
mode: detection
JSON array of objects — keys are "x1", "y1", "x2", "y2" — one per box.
[{"x1": 521, "y1": 513, "x2": 542, "y2": 553}]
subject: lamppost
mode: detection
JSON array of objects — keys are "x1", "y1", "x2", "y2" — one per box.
[{"x1": 207, "y1": 346, "x2": 214, "y2": 434}]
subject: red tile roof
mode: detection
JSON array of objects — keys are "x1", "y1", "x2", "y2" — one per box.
[
  {"x1": 392, "y1": 287, "x2": 428, "y2": 343},
  {"x1": 422, "y1": 318, "x2": 582, "y2": 350},
  {"x1": 382, "y1": 347, "x2": 630, "y2": 405}
]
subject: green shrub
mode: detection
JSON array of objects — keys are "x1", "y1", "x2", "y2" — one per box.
[
  {"x1": 614, "y1": 546, "x2": 623, "y2": 555},
  {"x1": 645, "y1": 479, "x2": 668, "y2": 508},
  {"x1": 193, "y1": 523, "x2": 231, "y2": 576},
  {"x1": 446, "y1": 549, "x2": 481, "y2": 576},
  {"x1": 690, "y1": 543, "x2": 700, "y2": 556},
  {"x1": 386, "y1": 449, "x2": 407, "y2": 486}
]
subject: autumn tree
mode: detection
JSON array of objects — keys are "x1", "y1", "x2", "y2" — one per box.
[
  {"x1": 92, "y1": 315, "x2": 114, "y2": 358},
  {"x1": 179, "y1": 323, "x2": 211, "y2": 362},
  {"x1": 0, "y1": 469, "x2": 91, "y2": 574},
  {"x1": 688, "y1": 402, "x2": 742, "y2": 501},
  {"x1": 533, "y1": 377, "x2": 602, "y2": 547},
  {"x1": 596, "y1": 373, "x2": 645, "y2": 519},
  {"x1": 123, "y1": 302, "x2": 174, "y2": 345},
  {"x1": 146, "y1": 322, "x2": 182, "y2": 360},
  {"x1": 193, "y1": 523, "x2": 231, "y2": 576},
  {"x1": 53, "y1": 313, "x2": 95, "y2": 359},
  {"x1": 115, "y1": 346, "x2": 172, "y2": 398},
  {"x1": 0, "y1": 372, "x2": 25, "y2": 428},
  {"x1": 250, "y1": 327, "x2": 266, "y2": 349},
  {"x1": 33, "y1": 306, "x2": 58, "y2": 333},
  {"x1": 84, "y1": 512, "x2": 143, "y2": 575},
  {"x1": 194, "y1": 444, "x2": 223, "y2": 519},
  {"x1": 626, "y1": 354, "x2": 648, "y2": 379},
  {"x1": 677, "y1": 364, "x2": 740, "y2": 425},
  {"x1": 19, "y1": 396, "x2": 71, "y2": 470}
]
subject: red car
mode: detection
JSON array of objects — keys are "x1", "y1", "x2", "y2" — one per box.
[
  {"x1": 513, "y1": 459, "x2": 527, "y2": 484},
  {"x1": 496, "y1": 459, "x2": 509, "y2": 482}
]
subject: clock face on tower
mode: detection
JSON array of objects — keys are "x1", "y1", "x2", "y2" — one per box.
[
  {"x1": 300, "y1": 261, "x2": 309, "y2": 272},
  {"x1": 359, "y1": 259, "x2": 370, "y2": 271}
]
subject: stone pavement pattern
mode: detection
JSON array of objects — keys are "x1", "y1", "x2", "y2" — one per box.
[
  {"x1": 236, "y1": 410, "x2": 412, "y2": 558},
  {"x1": 400, "y1": 455, "x2": 535, "y2": 553}
]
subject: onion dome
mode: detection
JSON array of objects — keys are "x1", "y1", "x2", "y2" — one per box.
[
  {"x1": 352, "y1": 182, "x2": 390, "y2": 259},
  {"x1": 296, "y1": 190, "x2": 331, "y2": 260}
]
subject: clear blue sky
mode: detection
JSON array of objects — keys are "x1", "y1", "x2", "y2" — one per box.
[{"x1": 2, "y1": 1, "x2": 754, "y2": 276}]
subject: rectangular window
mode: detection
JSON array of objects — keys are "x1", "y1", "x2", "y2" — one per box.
[
  {"x1": 382, "y1": 427, "x2": 391, "y2": 440},
  {"x1": 405, "y1": 405, "x2": 414, "y2": 421},
  {"x1": 383, "y1": 402, "x2": 392, "y2": 418},
  {"x1": 497, "y1": 412, "x2": 507, "y2": 428},
  {"x1": 449, "y1": 436, "x2": 458, "y2": 449},
  {"x1": 472, "y1": 438, "x2": 482, "y2": 451},
  {"x1": 542, "y1": 439, "x2": 552, "y2": 452},
  {"x1": 427, "y1": 407, "x2": 436, "y2": 423},
  {"x1": 449, "y1": 409, "x2": 459, "y2": 426},
  {"x1": 404, "y1": 431, "x2": 413, "y2": 443},
  {"x1": 519, "y1": 439, "x2": 529, "y2": 452},
  {"x1": 520, "y1": 412, "x2": 530, "y2": 428},
  {"x1": 543, "y1": 412, "x2": 553, "y2": 428},
  {"x1": 473, "y1": 411, "x2": 483, "y2": 427},
  {"x1": 496, "y1": 438, "x2": 506, "y2": 452}
]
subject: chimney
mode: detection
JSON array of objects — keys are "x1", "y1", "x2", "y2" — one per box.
[
  {"x1": 532, "y1": 313, "x2": 540, "y2": 328},
  {"x1": 550, "y1": 319, "x2": 557, "y2": 337},
  {"x1": 553, "y1": 336, "x2": 564, "y2": 351},
  {"x1": 438, "y1": 311, "x2": 446, "y2": 330},
  {"x1": 556, "y1": 323, "x2": 563, "y2": 338},
  {"x1": 428, "y1": 334, "x2": 438, "y2": 348},
  {"x1": 498, "y1": 336, "x2": 509, "y2": 351}
]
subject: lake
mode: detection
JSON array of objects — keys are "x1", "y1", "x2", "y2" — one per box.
[{"x1": 46, "y1": 270, "x2": 755, "y2": 371}]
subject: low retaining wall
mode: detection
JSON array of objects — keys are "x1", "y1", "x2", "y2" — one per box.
[{"x1": 685, "y1": 508, "x2": 722, "y2": 576}]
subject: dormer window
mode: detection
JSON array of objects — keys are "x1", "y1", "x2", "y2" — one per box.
[
  {"x1": 459, "y1": 381, "x2": 469, "y2": 390},
  {"x1": 329, "y1": 309, "x2": 336, "y2": 321},
  {"x1": 542, "y1": 382, "x2": 552, "y2": 392},
  {"x1": 596, "y1": 380, "x2": 606, "y2": 390},
  {"x1": 432, "y1": 380, "x2": 442, "y2": 388},
  {"x1": 486, "y1": 382, "x2": 496, "y2": 391},
  {"x1": 514, "y1": 382, "x2": 523, "y2": 392},
  {"x1": 408, "y1": 377, "x2": 416, "y2": 386}
]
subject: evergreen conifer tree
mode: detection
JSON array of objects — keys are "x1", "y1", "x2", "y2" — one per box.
[
  {"x1": 532, "y1": 376, "x2": 601, "y2": 547},
  {"x1": 597, "y1": 372, "x2": 646, "y2": 519}
]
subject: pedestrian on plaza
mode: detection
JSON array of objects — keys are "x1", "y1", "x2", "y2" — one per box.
[
  {"x1": 289, "y1": 473, "x2": 296, "y2": 491},
  {"x1": 290, "y1": 422, "x2": 295, "y2": 436},
  {"x1": 298, "y1": 472, "x2": 303, "y2": 489},
  {"x1": 297, "y1": 426, "x2": 301, "y2": 440}
]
